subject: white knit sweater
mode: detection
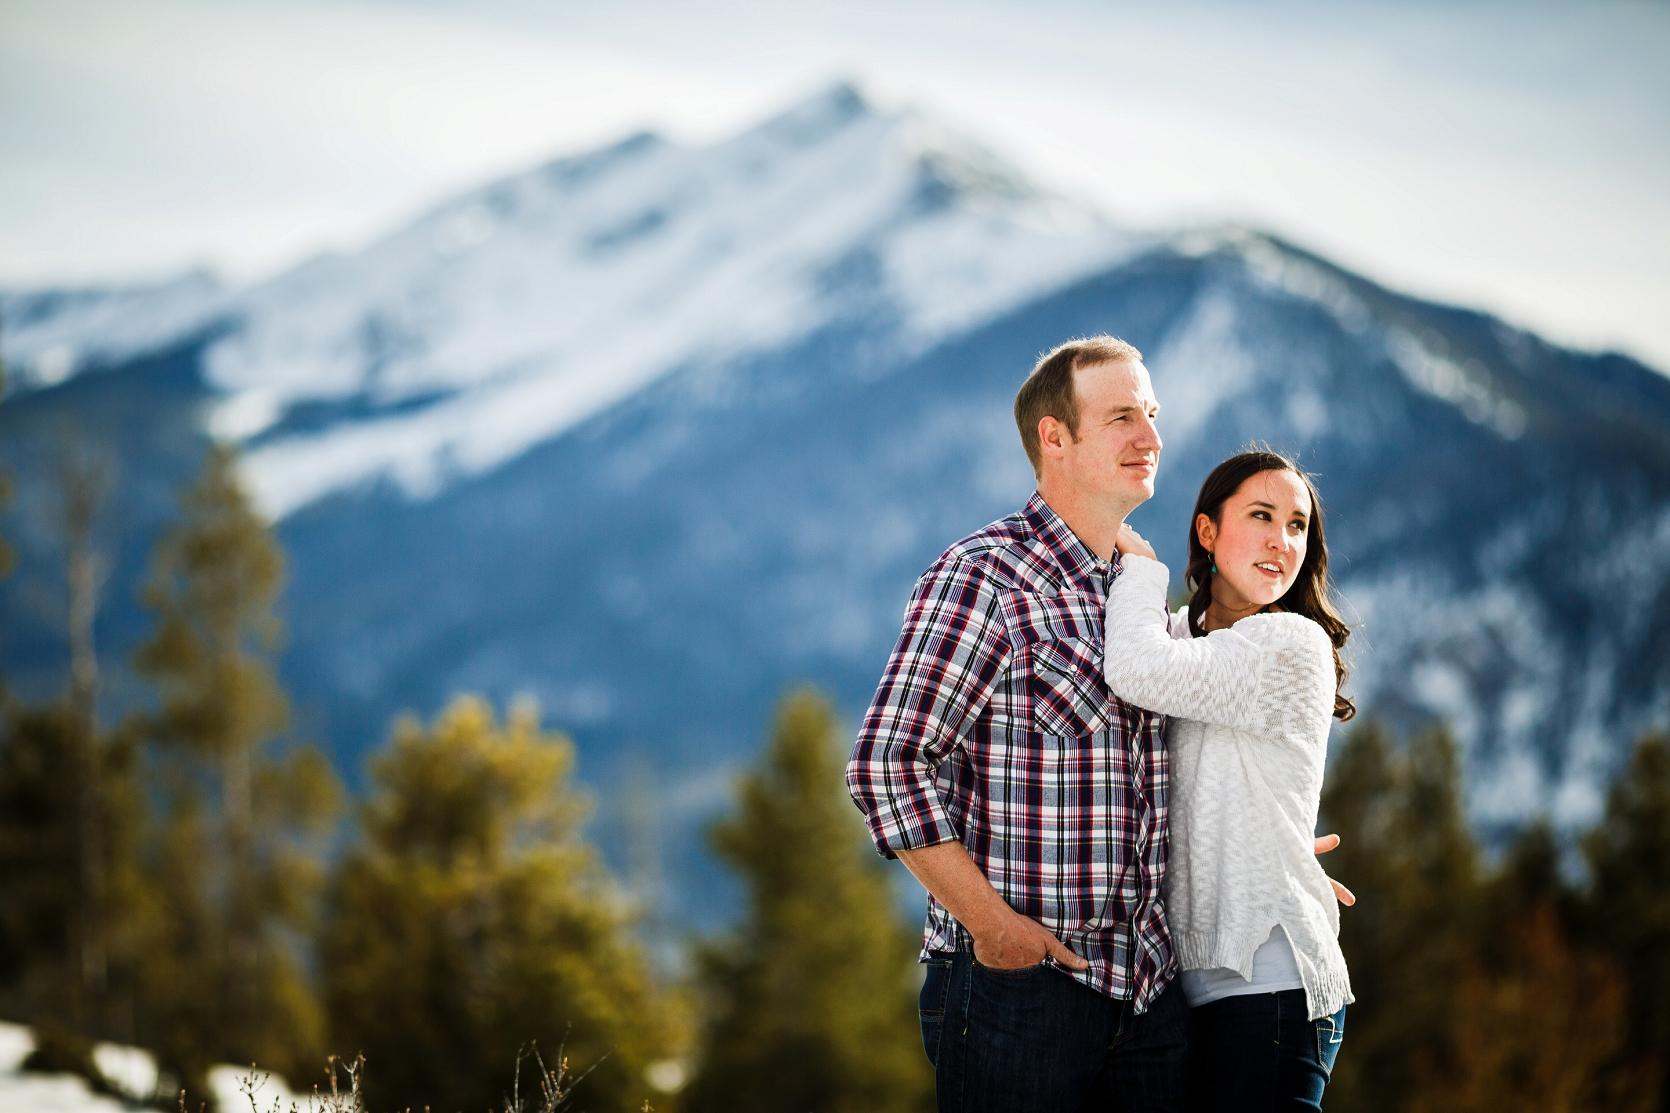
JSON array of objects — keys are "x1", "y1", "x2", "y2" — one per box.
[{"x1": 1103, "y1": 555, "x2": 1353, "y2": 1020}]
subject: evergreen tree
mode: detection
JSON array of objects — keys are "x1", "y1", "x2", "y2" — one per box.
[
  {"x1": 1584, "y1": 732, "x2": 1670, "y2": 1108},
  {"x1": 683, "y1": 689, "x2": 932, "y2": 1113},
  {"x1": 0, "y1": 703, "x2": 81, "y2": 1006},
  {"x1": 320, "y1": 695, "x2": 681, "y2": 1113},
  {"x1": 1406, "y1": 902, "x2": 1650, "y2": 1113},
  {"x1": 0, "y1": 704, "x2": 143, "y2": 1043},
  {"x1": 1404, "y1": 819, "x2": 1655, "y2": 1113},
  {"x1": 1484, "y1": 818, "x2": 1572, "y2": 930},
  {"x1": 1317, "y1": 721, "x2": 1482, "y2": 1113},
  {"x1": 0, "y1": 430, "x2": 142, "y2": 1045},
  {"x1": 130, "y1": 443, "x2": 339, "y2": 1102}
]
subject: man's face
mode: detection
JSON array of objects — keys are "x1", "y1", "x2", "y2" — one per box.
[{"x1": 1040, "y1": 358, "x2": 1163, "y2": 513}]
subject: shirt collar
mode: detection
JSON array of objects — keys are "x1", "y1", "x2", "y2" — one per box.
[{"x1": 1022, "y1": 491, "x2": 1118, "y2": 593}]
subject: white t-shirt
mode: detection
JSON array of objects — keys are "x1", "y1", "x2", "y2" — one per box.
[{"x1": 1179, "y1": 925, "x2": 1305, "y2": 1007}]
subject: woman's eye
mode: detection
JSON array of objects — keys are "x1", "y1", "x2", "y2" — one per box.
[{"x1": 1253, "y1": 511, "x2": 1271, "y2": 521}]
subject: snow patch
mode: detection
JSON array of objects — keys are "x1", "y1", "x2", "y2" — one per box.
[
  {"x1": 0, "y1": 272, "x2": 227, "y2": 387},
  {"x1": 207, "y1": 388, "x2": 284, "y2": 441},
  {"x1": 1235, "y1": 233, "x2": 1373, "y2": 336},
  {"x1": 1175, "y1": 228, "x2": 1371, "y2": 335},
  {"x1": 0, "y1": 1023, "x2": 310, "y2": 1113},
  {"x1": 1386, "y1": 327, "x2": 1528, "y2": 439},
  {"x1": 1346, "y1": 567, "x2": 1578, "y2": 827},
  {"x1": 1146, "y1": 288, "x2": 1257, "y2": 449}
]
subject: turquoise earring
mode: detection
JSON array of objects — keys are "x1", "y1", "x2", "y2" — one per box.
[{"x1": 1210, "y1": 560, "x2": 1217, "y2": 574}]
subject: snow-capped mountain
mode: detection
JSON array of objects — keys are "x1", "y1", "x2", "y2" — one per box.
[
  {"x1": 7, "y1": 84, "x2": 1131, "y2": 519},
  {"x1": 4, "y1": 83, "x2": 1668, "y2": 924}
]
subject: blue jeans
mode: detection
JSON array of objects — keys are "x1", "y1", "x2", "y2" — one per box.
[
  {"x1": 920, "y1": 952, "x2": 1191, "y2": 1113},
  {"x1": 1187, "y1": 989, "x2": 1346, "y2": 1112}
]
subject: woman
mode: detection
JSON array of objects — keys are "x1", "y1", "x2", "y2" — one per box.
[{"x1": 1103, "y1": 450, "x2": 1354, "y2": 1112}]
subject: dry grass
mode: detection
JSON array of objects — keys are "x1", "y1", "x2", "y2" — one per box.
[
  {"x1": 210, "y1": 1039, "x2": 634, "y2": 1113},
  {"x1": 502, "y1": 1040, "x2": 605, "y2": 1113}
]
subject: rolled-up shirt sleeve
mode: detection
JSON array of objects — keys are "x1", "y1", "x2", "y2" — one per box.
[{"x1": 846, "y1": 555, "x2": 1012, "y2": 859}]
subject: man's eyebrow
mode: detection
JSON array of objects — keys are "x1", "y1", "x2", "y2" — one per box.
[{"x1": 1106, "y1": 403, "x2": 1162, "y2": 416}]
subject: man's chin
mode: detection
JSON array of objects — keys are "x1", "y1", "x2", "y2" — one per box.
[
  {"x1": 1121, "y1": 478, "x2": 1157, "y2": 504},
  {"x1": 1090, "y1": 474, "x2": 1156, "y2": 510}
]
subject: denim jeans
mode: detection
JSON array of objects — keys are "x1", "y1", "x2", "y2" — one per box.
[
  {"x1": 920, "y1": 951, "x2": 1191, "y2": 1113},
  {"x1": 1187, "y1": 989, "x2": 1346, "y2": 1113}
]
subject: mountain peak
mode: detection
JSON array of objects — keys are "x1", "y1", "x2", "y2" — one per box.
[
  {"x1": 532, "y1": 129, "x2": 668, "y2": 190},
  {"x1": 748, "y1": 80, "x2": 879, "y2": 149}
]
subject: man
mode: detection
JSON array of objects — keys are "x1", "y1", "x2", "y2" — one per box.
[{"x1": 846, "y1": 335, "x2": 1181, "y2": 1111}]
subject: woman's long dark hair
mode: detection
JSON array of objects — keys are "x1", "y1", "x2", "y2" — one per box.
[{"x1": 1185, "y1": 450, "x2": 1356, "y2": 721}]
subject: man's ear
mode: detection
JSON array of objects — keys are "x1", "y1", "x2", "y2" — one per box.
[
  {"x1": 1195, "y1": 512, "x2": 1217, "y2": 554},
  {"x1": 1037, "y1": 415, "x2": 1068, "y2": 461}
]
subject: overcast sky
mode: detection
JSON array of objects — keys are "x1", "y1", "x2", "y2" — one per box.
[{"x1": 3, "y1": 0, "x2": 1667, "y2": 369}]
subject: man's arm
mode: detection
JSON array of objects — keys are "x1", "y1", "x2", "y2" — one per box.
[
  {"x1": 846, "y1": 555, "x2": 1011, "y2": 858},
  {"x1": 849, "y1": 556, "x2": 1086, "y2": 967},
  {"x1": 902, "y1": 837, "x2": 1346, "y2": 969},
  {"x1": 897, "y1": 841, "x2": 1089, "y2": 970},
  {"x1": 899, "y1": 837, "x2": 1348, "y2": 971}
]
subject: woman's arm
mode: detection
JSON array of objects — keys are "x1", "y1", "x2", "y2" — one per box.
[
  {"x1": 1103, "y1": 554, "x2": 1335, "y2": 736},
  {"x1": 1103, "y1": 555, "x2": 1263, "y2": 729}
]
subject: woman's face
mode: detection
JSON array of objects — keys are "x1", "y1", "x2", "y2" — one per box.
[{"x1": 1197, "y1": 469, "x2": 1312, "y2": 612}]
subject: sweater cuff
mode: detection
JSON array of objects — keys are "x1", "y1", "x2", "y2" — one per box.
[{"x1": 1115, "y1": 554, "x2": 1170, "y2": 597}]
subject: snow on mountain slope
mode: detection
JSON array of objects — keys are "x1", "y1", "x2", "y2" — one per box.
[
  {"x1": 0, "y1": 271, "x2": 226, "y2": 389},
  {"x1": 189, "y1": 83, "x2": 1131, "y2": 518},
  {"x1": 4, "y1": 84, "x2": 1131, "y2": 521}
]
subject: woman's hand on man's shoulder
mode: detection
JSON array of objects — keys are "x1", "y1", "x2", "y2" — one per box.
[{"x1": 1115, "y1": 523, "x2": 1157, "y2": 561}]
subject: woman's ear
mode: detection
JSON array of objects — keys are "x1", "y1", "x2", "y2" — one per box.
[{"x1": 1195, "y1": 512, "x2": 1217, "y2": 554}]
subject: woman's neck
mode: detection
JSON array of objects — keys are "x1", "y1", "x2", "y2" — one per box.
[{"x1": 1202, "y1": 595, "x2": 1266, "y2": 632}]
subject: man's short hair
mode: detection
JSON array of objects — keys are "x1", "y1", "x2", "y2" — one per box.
[{"x1": 1014, "y1": 335, "x2": 1143, "y2": 475}]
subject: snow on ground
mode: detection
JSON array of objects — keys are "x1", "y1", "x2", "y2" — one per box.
[{"x1": 0, "y1": 1022, "x2": 307, "y2": 1113}]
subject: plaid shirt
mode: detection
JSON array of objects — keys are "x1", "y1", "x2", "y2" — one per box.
[{"x1": 847, "y1": 492, "x2": 1175, "y2": 1009}]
